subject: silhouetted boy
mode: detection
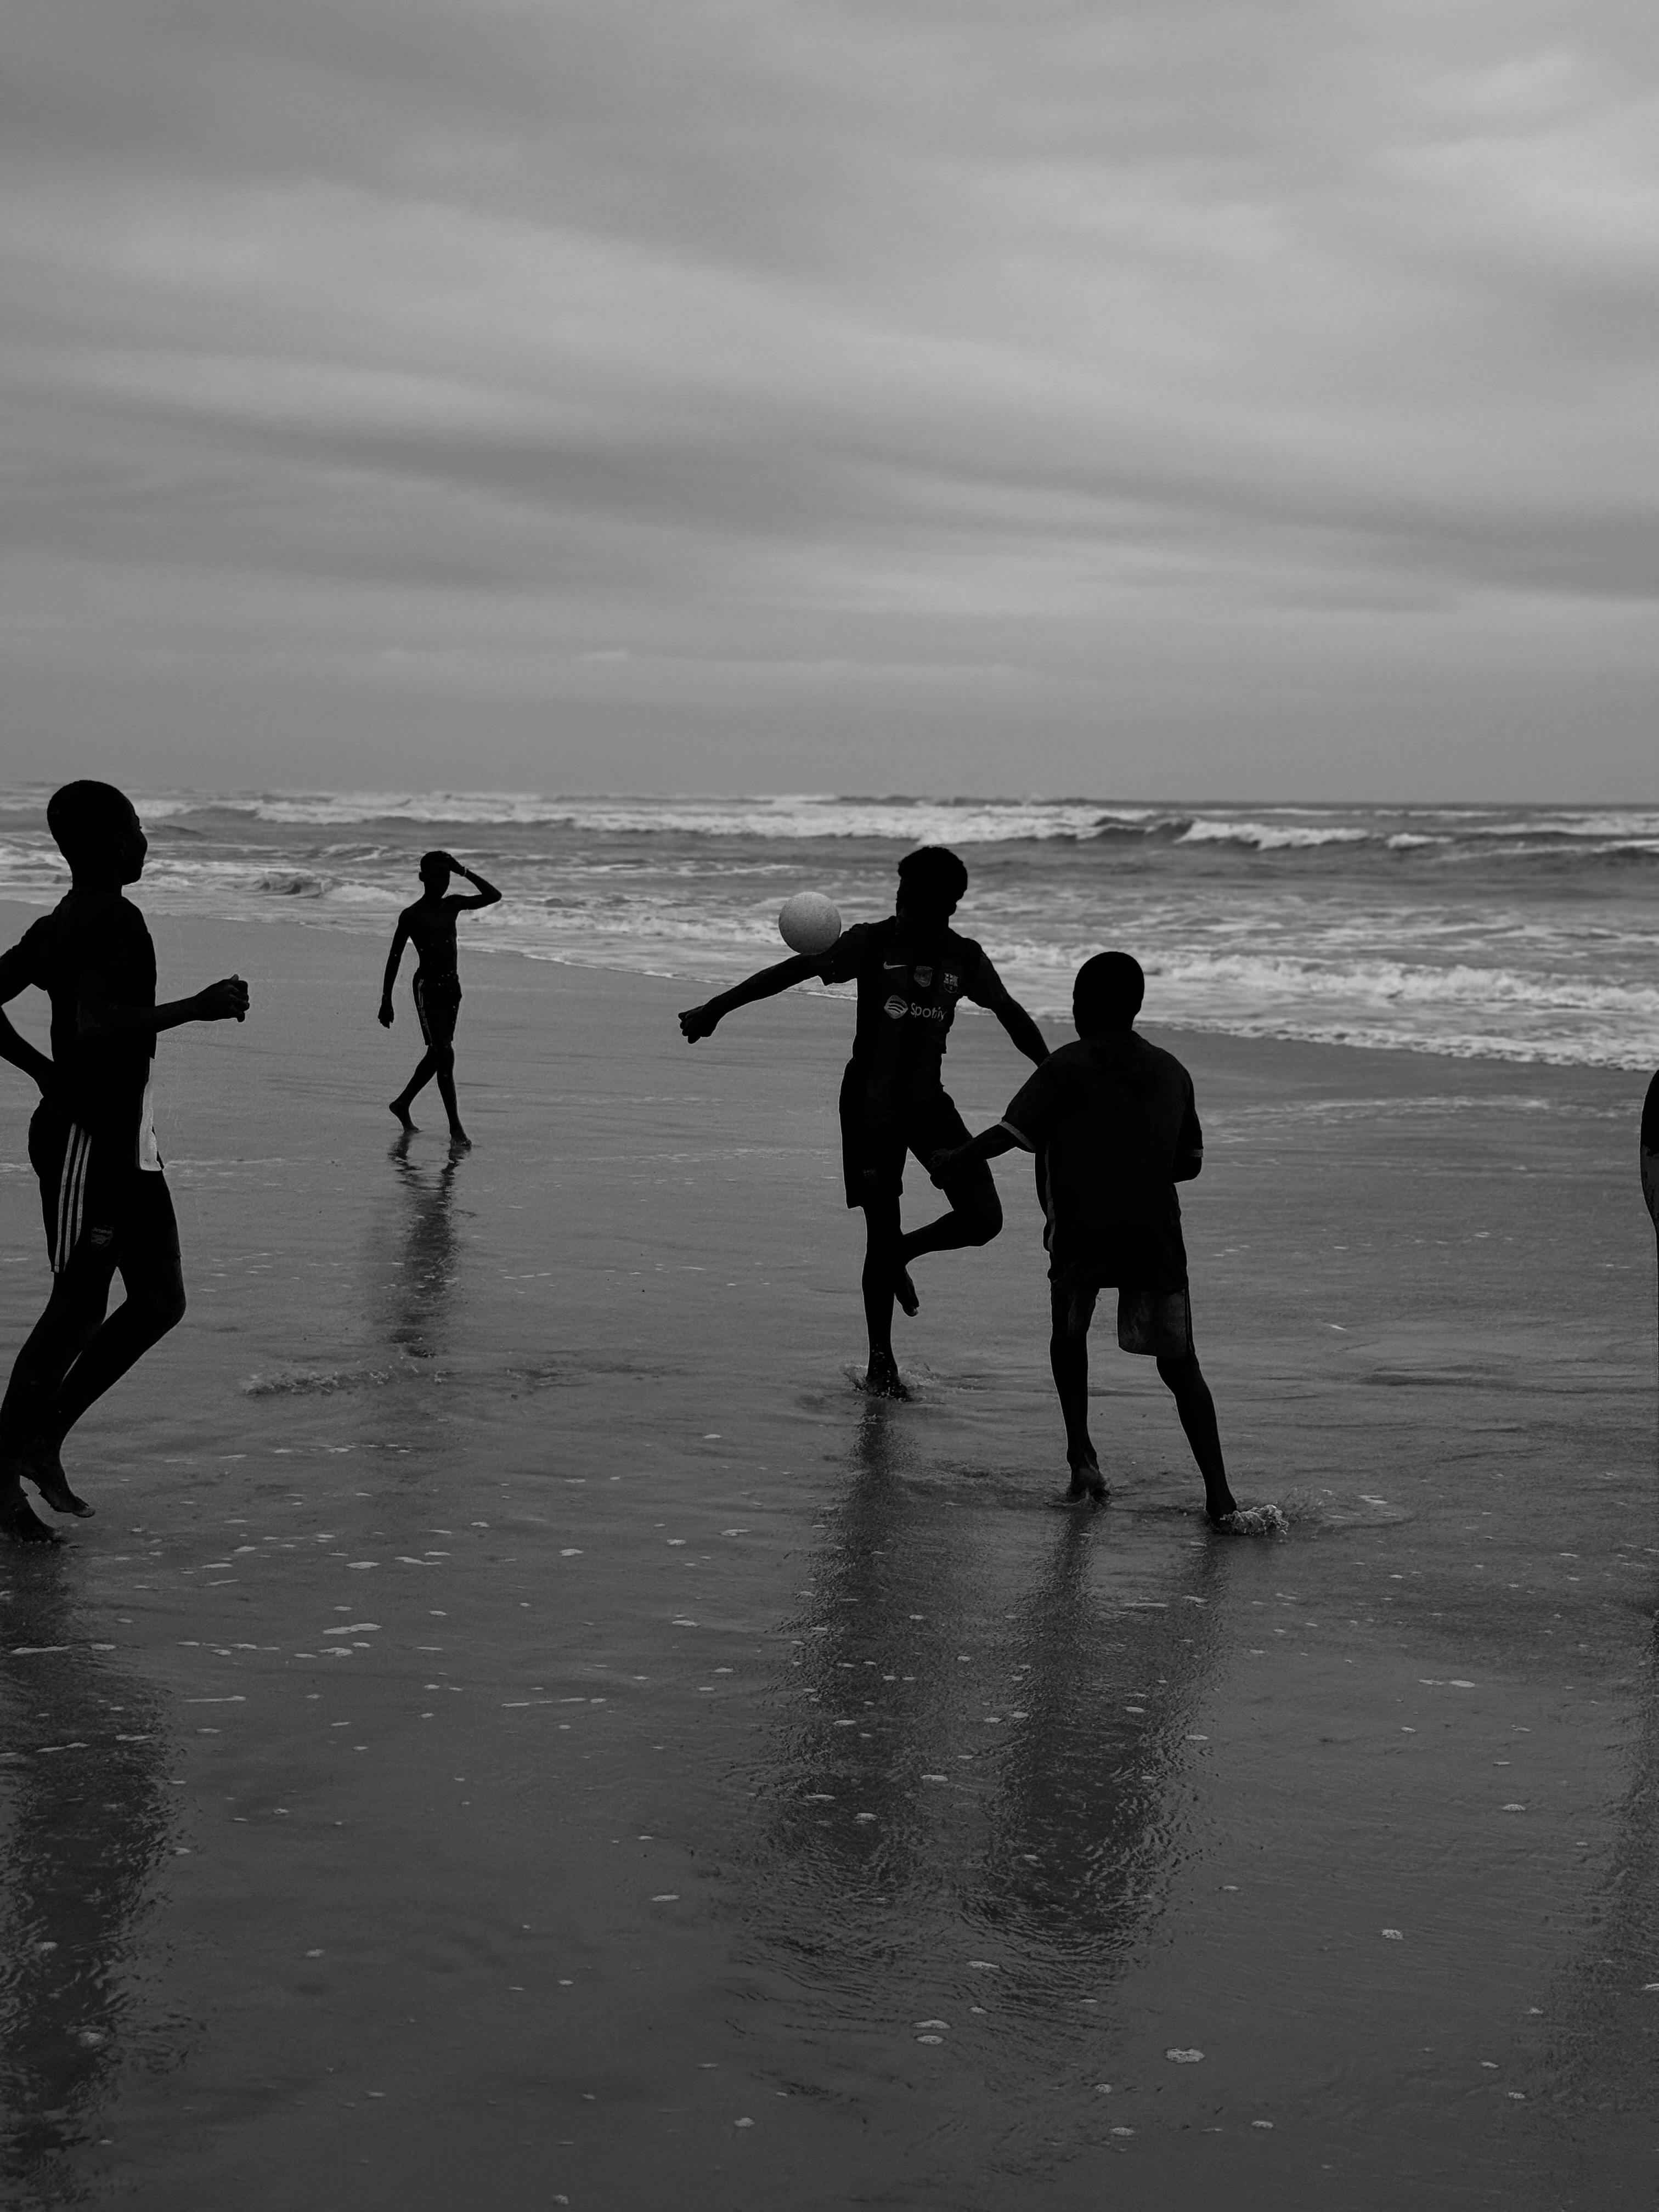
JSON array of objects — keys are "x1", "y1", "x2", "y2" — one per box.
[
  {"x1": 380, "y1": 850, "x2": 501, "y2": 1146},
  {"x1": 0, "y1": 782, "x2": 249, "y2": 1542},
  {"x1": 932, "y1": 951, "x2": 1243, "y2": 1522},
  {"x1": 679, "y1": 845, "x2": 1048, "y2": 1395}
]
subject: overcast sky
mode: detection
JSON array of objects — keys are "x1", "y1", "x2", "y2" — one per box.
[{"x1": 4, "y1": 1, "x2": 1656, "y2": 798}]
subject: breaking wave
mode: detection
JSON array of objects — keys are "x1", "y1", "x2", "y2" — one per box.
[{"x1": 3, "y1": 788, "x2": 1657, "y2": 1068}]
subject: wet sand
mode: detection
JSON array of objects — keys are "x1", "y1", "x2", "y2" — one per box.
[{"x1": 2, "y1": 902, "x2": 1657, "y2": 2210}]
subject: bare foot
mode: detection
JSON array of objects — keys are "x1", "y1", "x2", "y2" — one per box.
[
  {"x1": 448, "y1": 1126, "x2": 472, "y2": 1151},
  {"x1": 892, "y1": 1262, "x2": 919, "y2": 1318},
  {"x1": 1, "y1": 1491, "x2": 63, "y2": 1545},
  {"x1": 1216, "y1": 1503, "x2": 1286, "y2": 1536},
  {"x1": 1065, "y1": 1453, "x2": 1108, "y2": 1504},
  {"x1": 862, "y1": 1353, "x2": 910, "y2": 1401},
  {"x1": 390, "y1": 1099, "x2": 416, "y2": 1130},
  {"x1": 21, "y1": 1441, "x2": 94, "y2": 1518}
]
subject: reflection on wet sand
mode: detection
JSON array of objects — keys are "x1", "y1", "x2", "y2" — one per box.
[
  {"x1": 383, "y1": 1134, "x2": 464, "y2": 1364},
  {"x1": 750, "y1": 1392, "x2": 1233, "y2": 2048},
  {"x1": 1538, "y1": 1614, "x2": 1659, "y2": 2192},
  {"x1": 984, "y1": 1514, "x2": 1228, "y2": 1983},
  {"x1": 0, "y1": 1560, "x2": 171, "y2": 2204}
]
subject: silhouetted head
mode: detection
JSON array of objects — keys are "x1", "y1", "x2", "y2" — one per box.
[
  {"x1": 46, "y1": 782, "x2": 146, "y2": 886},
  {"x1": 1074, "y1": 951, "x2": 1144, "y2": 1037},
  {"x1": 418, "y1": 850, "x2": 452, "y2": 893},
  {"x1": 894, "y1": 845, "x2": 968, "y2": 927}
]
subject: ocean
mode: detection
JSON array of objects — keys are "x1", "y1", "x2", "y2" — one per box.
[{"x1": 3, "y1": 789, "x2": 1658, "y2": 1070}]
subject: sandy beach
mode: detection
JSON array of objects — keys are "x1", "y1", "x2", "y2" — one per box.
[{"x1": 2, "y1": 900, "x2": 1657, "y2": 2210}]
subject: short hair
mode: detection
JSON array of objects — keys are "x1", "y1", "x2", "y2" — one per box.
[
  {"x1": 896, "y1": 845, "x2": 968, "y2": 914},
  {"x1": 419, "y1": 850, "x2": 451, "y2": 878},
  {"x1": 46, "y1": 781, "x2": 134, "y2": 866},
  {"x1": 1074, "y1": 951, "x2": 1144, "y2": 1031}
]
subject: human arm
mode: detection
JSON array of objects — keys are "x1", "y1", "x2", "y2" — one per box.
[
  {"x1": 930, "y1": 1054, "x2": 1058, "y2": 1186},
  {"x1": 927, "y1": 1120, "x2": 1024, "y2": 1186},
  {"x1": 0, "y1": 935, "x2": 55, "y2": 1092},
  {"x1": 966, "y1": 955, "x2": 1048, "y2": 1067},
  {"x1": 1173, "y1": 1083, "x2": 1203, "y2": 1183},
  {"x1": 438, "y1": 855, "x2": 502, "y2": 910},
  {"x1": 379, "y1": 917, "x2": 410, "y2": 1025},
  {"x1": 0, "y1": 1008, "x2": 53, "y2": 1091},
  {"x1": 0, "y1": 941, "x2": 54, "y2": 1091},
  {"x1": 679, "y1": 953, "x2": 822, "y2": 1042},
  {"x1": 81, "y1": 978, "x2": 249, "y2": 1039}
]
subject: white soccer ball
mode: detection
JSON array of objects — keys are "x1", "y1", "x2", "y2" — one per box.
[{"x1": 778, "y1": 890, "x2": 843, "y2": 957}]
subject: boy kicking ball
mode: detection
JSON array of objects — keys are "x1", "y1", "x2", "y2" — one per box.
[{"x1": 932, "y1": 950, "x2": 1273, "y2": 1531}]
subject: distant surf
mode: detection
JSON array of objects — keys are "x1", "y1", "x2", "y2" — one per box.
[{"x1": 3, "y1": 789, "x2": 1657, "y2": 1068}]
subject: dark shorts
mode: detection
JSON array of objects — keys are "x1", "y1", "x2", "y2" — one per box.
[
  {"x1": 838, "y1": 1067, "x2": 996, "y2": 1211},
  {"x1": 30, "y1": 1104, "x2": 182, "y2": 1289},
  {"x1": 414, "y1": 973, "x2": 462, "y2": 1051},
  {"x1": 1051, "y1": 1275, "x2": 1195, "y2": 1359}
]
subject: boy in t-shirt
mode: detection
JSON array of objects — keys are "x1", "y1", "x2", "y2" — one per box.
[
  {"x1": 0, "y1": 782, "x2": 249, "y2": 1543},
  {"x1": 679, "y1": 845, "x2": 1048, "y2": 1395},
  {"x1": 930, "y1": 950, "x2": 1242, "y2": 1523}
]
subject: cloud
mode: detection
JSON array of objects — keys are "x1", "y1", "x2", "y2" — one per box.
[{"x1": 3, "y1": 0, "x2": 1657, "y2": 792}]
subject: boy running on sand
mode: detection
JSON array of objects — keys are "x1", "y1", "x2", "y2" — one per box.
[
  {"x1": 679, "y1": 845, "x2": 1048, "y2": 1396},
  {"x1": 0, "y1": 782, "x2": 249, "y2": 1543},
  {"x1": 380, "y1": 850, "x2": 501, "y2": 1146},
  {"x1": 930, "y1": 950, "x2": 1245, "y2": 1523}
]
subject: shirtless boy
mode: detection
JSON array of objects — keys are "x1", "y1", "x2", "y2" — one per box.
[
  {"x1": 0, "y1": 781, "x2": 250, "y2": 1543},
  {"x1": 931, "y1": 950, "x2": 1242, "y2": 1523},
  {"x1": 379, "y1": 851, "x2": 501, "y2": 1145},
  {"x1": 679, "y1": 845, "x2": 1048, "y2": 1395}
]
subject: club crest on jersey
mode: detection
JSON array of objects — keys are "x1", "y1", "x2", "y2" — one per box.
[
  {"x1": 943, "y1": 970, "x2": 960, "y2": 994},
  {"x1": 883, "y1": 994, "x2": 909, "y2": 1019}
]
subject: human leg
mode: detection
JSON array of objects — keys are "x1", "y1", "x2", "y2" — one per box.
[
  {"x1": 839, "y1": 1072, "x2": 908, "y2": 1386},
  {"x1": 421, "y1": 980, "x2": 467, "y2": 1142},
  {"x1": 433, "y1": 1045, "x2": 468, "y2": 1145},
  {"x1": 13, "y1": 1181, "x2": 185, "y2": 1516},
  {"x1": 47, "y1": 1227, "x2": 185, "y2": 1443},
  {"x1": 898, "y1": 1177, "x2": 1003, "y2": 1260},
  {"x1": 0, "y1": 1246, "x2": 119, "y2": 1529},
  {"x1": 895, "y1": 1094, "x2": 1003, "y2": 1281},
  {"x1": 1155, "y1": 1351, "x2": 1238, "y2": 1524},
  {"x1": 2, "y1": 1113, "x2": 109, "y2": 1536},
  {"x1": 390, "y1": 1053, "x2": 434, "y2": 1129},
  {"x1": 393, "y1": 976, "x2": 444, "y2": 1126},
  {"x1": 1049, "y1": 1279, "x2": 1105, "y2": 1498},
  {"x1": 860, "y1": 1196, "x2": 906, "y2": 1394}
]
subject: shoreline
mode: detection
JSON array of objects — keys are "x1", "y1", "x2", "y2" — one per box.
[
  {"x1": 1, "y1": 900, "x2": 1656, "y2": 2209},
  {"x1": 5, "y1": 896, "x2": 1655, "y2": 1096}
]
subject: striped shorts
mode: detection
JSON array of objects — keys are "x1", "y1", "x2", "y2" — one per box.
[
  {"x1": 414, "y1": 973, "x2": 462, "y2": 1052},
  {"x1": 49, "y1": 1120, "x2": 97, "y2": 1275},
  {"x1": 29, "y1": 1107, "x2": 178, "y2": 1280}
]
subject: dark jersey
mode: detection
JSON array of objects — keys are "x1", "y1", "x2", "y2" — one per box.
[
  {"x1": 2, "y1": 892, "x2": 159, "y2": 1166},
  {"x1": 818, "y1": 917, "x2": 984, "y2": 1114},
  {"x1": 1001, "y1": 1032, "x2": 1201, "y2": 1290}
]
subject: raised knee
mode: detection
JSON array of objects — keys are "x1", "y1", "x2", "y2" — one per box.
[{"x1": 151, "y1": 1284, "x2": 187, "y2": 1334}]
